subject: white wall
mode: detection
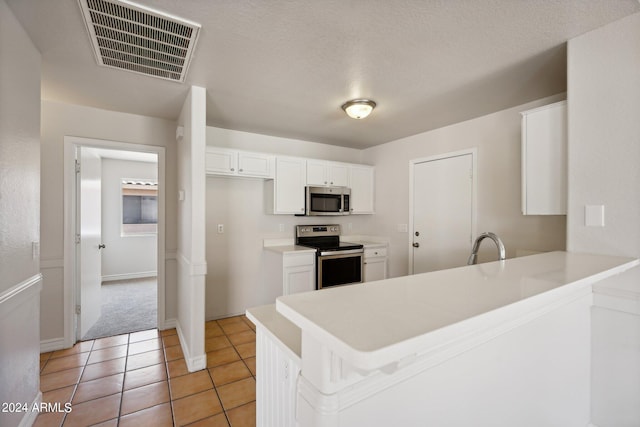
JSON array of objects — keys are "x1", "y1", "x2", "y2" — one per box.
[
  {"x1": 567, "y1": 12, "x2": 640, "y2": 258},
  {"x1": 0, "y1": 1, "x2": 42, "y2": 425},
  {"x1": 205, "y1": 127, "x2": 365, "y2": 319},
  {"x1": 566, "y1": 12, "x2": 640, "y2": 426},
  {"x1": 40, "y1": 100, "x2": 178, "y2": 342},
  {"x1": 176, "y1": 86, "x2": 207, "y2": 371},
  {"x1": 101, "y1": 158, "x2": 158, "y2": 280},
  {"x1": 361, "y1": 94, "x2": 568, "y2": 278}
]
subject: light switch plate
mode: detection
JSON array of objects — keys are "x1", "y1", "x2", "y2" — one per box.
[{"x1": 585, "y1": 205, "x2": 605, "y2": 227}]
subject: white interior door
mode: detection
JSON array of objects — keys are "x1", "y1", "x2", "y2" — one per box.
[
  {"x1": 411, "y1": 152, "x2": 475, "y2": 274},
  {"x1": 77, "y1": 147, "x2": 103, "y2": 339}
]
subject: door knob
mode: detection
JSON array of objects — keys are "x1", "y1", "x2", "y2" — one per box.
[
  {"x1": 98, "y1": 244, "x2": 106, "y2": 249},
  {"x1": 412, "y1": 242, "x2": 419, "y2": 248}
]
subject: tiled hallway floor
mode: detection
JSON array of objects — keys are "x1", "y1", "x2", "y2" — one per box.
[{"x1": 36, "y1": 316, "x2": 257, "y2": 427}]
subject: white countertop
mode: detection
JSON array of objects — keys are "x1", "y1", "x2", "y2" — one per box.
[
  {"x1": 246, "y1": 304, "x2": 301, "y2": 360},
  {"x1": 263, "y1": 244, "x2": 316, "y2": 254},
  {"x1": 275, "y1": 251, "x2": 638, "y2": 371}
]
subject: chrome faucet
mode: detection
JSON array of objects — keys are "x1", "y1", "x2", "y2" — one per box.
[{"x1": 467, "y1": 232, "x2": 506, "y2": 265}]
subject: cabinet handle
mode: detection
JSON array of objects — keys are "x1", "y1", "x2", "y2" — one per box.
[
  {"x1": 230, "y1": 168, "x2": 235, "y2": 171},
  {"x1": 324, "y1": 181, "x2": 328, "y2": 184},
  {"x1": 239, "y1": 169, "x2": 243, "y2": 172},
  {"x1": 330, "y1": 181, "x2": 333, "y2": 185},
  {"x1": 374, "y1": 252, "x2": 378, "y2": 255}
]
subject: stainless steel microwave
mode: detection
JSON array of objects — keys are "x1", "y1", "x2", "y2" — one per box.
[{"x1": 304, "y1": 186, "x2": 350, "y2": 216}]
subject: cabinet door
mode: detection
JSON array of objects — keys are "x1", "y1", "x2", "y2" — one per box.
[
  {"x1": 274, "y1": 157, "x2": 306, "y2": 214},
  {"x1": 364, "y1": 258, "x2": 387, "y2": 282},
  {"x1": 284, "y1": 265, "x2": 316, "y2": 294},
  {"x1": 306, "y1": 160, "x2": 328, "y2": 185},
  {"x1": 238, "y1": 152, "x2": 273, "y2": 178},
  {"x1": 329, "y1": 163, "x2": 350, "y2": 187},
  {"x1": 521, "y1": 101, "x2": 567, "y2": 215},
  {"x1": 349, "y1": 165, "x2": 375, "y2": 214},
  {"x1": 206, "y1": 148, "x2": 237, "y2": 175}
]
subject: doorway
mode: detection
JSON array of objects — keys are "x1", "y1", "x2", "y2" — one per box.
[
  {"x1": 409, "y1": 149, "x2": 477, "y2": 274},
  {"x1": 63, "y1": 137, "x2": 166, "y2": 346}
]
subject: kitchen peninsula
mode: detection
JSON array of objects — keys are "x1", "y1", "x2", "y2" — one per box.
[{"x1": 247, "y1": 251, "x2": 638, "y2": 427}]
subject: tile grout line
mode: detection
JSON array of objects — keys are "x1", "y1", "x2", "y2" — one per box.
[{"x1": 39, "y1": 319, "x2": 256, "y2": 427}]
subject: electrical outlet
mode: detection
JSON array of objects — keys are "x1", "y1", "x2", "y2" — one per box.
[{"x1": 217, "y1": 224, "x2": 224, "y2": 233}]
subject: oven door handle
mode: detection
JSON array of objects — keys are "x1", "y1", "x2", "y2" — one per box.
[{"x1": 318, "y1": 249, "x2": 364, "y2": 257}]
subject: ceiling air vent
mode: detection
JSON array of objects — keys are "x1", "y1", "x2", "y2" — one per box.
[{"x1": 78, "y1": 0, "x2": 201, "y2": 82}]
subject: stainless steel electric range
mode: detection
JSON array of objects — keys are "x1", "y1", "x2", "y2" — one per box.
[{"x1": 295, "y1": 224, "x2": 364, "y2": 289}]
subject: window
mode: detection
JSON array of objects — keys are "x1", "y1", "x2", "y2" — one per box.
[{"x1": 122, "y1": 180, "x2": 157, "y2": 235}]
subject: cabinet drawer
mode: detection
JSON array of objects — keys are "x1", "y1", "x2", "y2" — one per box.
[
  {"x1": 364, "y1": 247, "x2": 387, "y2": 259},
  {"x1": 283, "y1": 252, "x2": 315, "y2": 267}
]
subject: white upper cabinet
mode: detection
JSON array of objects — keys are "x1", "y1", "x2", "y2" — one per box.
[
  {"x1": 520, "y1": 101, "x2": 567, "y2": 215},
  {"x1": 238, "y1": 151, "x2": 273, "y2": 177},
  {"x1": 306, "y1": 160, "x2": 350, "y2": 187},
  {"x1": 206, "y1": 147, "x2": 274, "y2": 178},
  {"x1": 206, "y1": 148, "x2": 236, "y2": 175},
  {"x1": 265, "y1": 156, "x2": 307, "y2": 215},
  {"x1": 349, "y1": 164, "x2": 375, "y2": 214}
]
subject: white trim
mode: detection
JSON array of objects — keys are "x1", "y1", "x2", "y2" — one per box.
[
  {"x1": 161, "y1": 318, "x2": 177, "y2": 330},
  {"x1": 64, "y1": 136, "x2": 167, "y2": 347},
  {"x1": 101, "y1": 271, "x2": 157, "y2": 282},
  {"x1": 18, "y1": 391, "x2": 42, "y2": 427},
  {"x1": 176, "y1": 321, "x2": 207, "y2": 372},
  {"x1": 177, "y1": 251, "x2": 208, "y2": 276},
  {"x1": 40, "y1": 337, "x2": 66, "y2": 353},
  {"x1": 408, "y1": 148, "x2": 478, "y2": 274},
  {"x1": 0, "y1": 274, "x2": 42, "y2": 319},
  {"x1": 40, "y1": 258, "x2": 64, "y2": 269}
]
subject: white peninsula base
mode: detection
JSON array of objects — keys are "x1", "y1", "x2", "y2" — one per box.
[{"x1": 247, "y1": 252, "x2": 638, "y2": 427}]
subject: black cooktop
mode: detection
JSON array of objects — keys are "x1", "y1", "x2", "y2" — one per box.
[{"x1": 299, "y1": 240, "x2": 363, "y2": 251}]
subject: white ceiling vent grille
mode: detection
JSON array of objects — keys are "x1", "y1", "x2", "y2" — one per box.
[{"x1": 78, "y1": 0, "x2": 200, "y2": 82}]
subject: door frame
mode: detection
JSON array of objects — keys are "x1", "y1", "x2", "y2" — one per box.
[
  {"x1": 63, "y1": 136, "x2": 166, "y2": 346},
  {"x1": 408, "y1": 148, "x2": 478, "y2": 275}
]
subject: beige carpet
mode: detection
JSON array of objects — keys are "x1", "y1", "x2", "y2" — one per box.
[{"x1": 82, "y1": 278, "x2": 157, "y2": 340}]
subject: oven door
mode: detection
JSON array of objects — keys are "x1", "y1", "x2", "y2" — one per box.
[{"x1": 317, "y1": 250, "x2": 363, "y2": 289}]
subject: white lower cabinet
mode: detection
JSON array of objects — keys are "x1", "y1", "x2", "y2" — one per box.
[
  {"x1": 283, "y1": 252, "x2": 315, "y2": 294},
  {"x1": 363, "y1": 245, "x2": 387, "y2": 282},
  {"x1": 264, "y1": 249, "x2": 316, "y2": 302}
]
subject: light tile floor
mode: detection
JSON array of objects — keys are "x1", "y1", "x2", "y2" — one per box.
[{"x1": 36, "y1": 316, "x2": 257, "y2": 427}]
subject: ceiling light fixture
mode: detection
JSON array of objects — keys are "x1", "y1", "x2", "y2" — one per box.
[{"x1": 341, "y1": 99, "x2": 376, "y2": 119}]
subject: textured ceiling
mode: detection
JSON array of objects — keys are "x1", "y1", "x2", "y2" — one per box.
[{"x1": 7, "y1": 0, "x2": 640, "y2": 149}]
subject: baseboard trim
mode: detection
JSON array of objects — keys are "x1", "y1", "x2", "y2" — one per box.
[
  {"x1": 206, "y1": 312, "x2": 245, "y2": 322},
  {"x1": 101, "y1": 272, "x2": 157, "y2": 282},
  {"x1": 18, "y1": 391, "x2": 42, "y2": 427},
  {"x1": 41, "y1": 337, "x2": 66, "y2": 353},
  {"x1": 176, "y1": 321, "x2": 206, "y2": 372},
  {"x1": 160, "y1": 318, "x2": 177, "y2": 330}
]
